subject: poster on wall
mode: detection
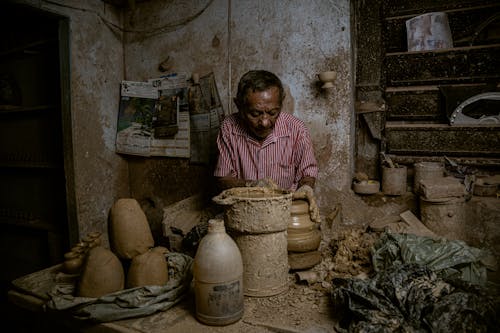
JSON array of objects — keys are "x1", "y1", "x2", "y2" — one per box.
[
  {"x1": 115, "y1": 72, "x2": 223, "y2": 160},
  {"x1": 115, "y1": 73, "x2": 190, "y2": 157},
  {"x1": 189, "y1": 72, "x2": 224, "y2": 164},
  {"x1": 149, "y1": 73, "x2": 190, "y2": 157},
  {"x1": 115, "y1": 81, "x2": 158, "y2": 156}
]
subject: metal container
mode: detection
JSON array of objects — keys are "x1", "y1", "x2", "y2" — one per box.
[
  {"x1": 382, "y1": 165, "x2": 407, "y2": 196},
  {"x1": 420, "y1": 196, "x2": 467, "y2": 241}
]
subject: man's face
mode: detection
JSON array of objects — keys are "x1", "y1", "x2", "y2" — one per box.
[{"x1": 240, "y1": 86, "x2": 281, "y2": 141}]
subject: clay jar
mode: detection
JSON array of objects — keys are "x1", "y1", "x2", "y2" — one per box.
[
  {"x1": 62, "y1": 251, "x2": 84, "y2": 274},
  {"x1": 287, "y1": 200, "x2": 321, "y2": 252},
  {"x1": 82, "y1": 231, "x2": 102, "y2": 249}
]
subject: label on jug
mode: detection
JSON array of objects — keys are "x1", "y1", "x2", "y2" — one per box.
[{"x1": 195, "y1": 279, "x2": 244, "y2": 325}]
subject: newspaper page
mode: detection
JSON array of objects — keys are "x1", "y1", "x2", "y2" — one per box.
[
  {"x1": 148, "y1": 73, "x2": 190, "y2": 158},
  {"x1": 189, "y1": 72, "x2": 224, "y2": 164},
  {"x1": 115, "y1": 81, "x2": 159, "y2": 156}
]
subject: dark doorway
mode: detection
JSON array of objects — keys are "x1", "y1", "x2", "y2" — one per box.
[{"x1": 0, "y1": 1, "x2": 76, "y2": 309}]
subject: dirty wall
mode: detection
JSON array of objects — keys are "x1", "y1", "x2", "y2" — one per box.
[
  {"x1": 15, "y1": 0, "x2": 130, "y2": 241},
  {"x1": 124, "y1": 0, "x2": 355, "y2": 233},
  {"x1": 14, "y1": 0, "x2": 354, "y2": 243}
]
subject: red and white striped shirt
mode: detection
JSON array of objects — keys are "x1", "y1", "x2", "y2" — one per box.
[{"x1": 214, "y1": 112, "x2": 318, "y2": 191}]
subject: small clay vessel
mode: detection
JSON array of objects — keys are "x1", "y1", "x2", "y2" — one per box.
[
  {"x1": 83, "y1": 231, "x2": 102, "y2": 249},
  {"x1": 287, "y1": 200, "x2": 321, "y2": 252},
  {"x1": 63, "y1": 251, "x2": 84, "y2": 274}
]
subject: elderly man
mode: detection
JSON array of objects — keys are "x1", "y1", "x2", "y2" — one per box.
[{"x1": 214, "y1": 70, "x2": 320, "y2": 222}]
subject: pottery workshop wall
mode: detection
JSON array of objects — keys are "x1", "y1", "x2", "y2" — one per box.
[
  {"x1": 15, "y1": 0, "x2": 130, "y2": 241},
  {"x1": 12, "y1": 0, "x2": 354, "y2": 245},
  {"x1": 123, "y1": 0, "x2": 355, "y2": 226}
]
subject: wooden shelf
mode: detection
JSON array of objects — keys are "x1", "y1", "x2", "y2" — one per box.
[
  {"x1": 0, "y1": 38, "x2": 57, "y2": 58},
  {"x1": 385, "y1": 44, "x2": 500, "y2": 86},
  {"x1": 0, "y1": 161, "x2": 61, "y2": 170},
  {"x1": 0, "y1": 151, "x2": 61, "y2": 169},
  {"x1": 0, "y1": 104, "x2": 58, "y2": 115},
  {"x1": 385, "y1": 122, "x2": 500, "y2": 157},
  {"x1": 0, "y1": 216, "x2": 55, "y2": 232}
]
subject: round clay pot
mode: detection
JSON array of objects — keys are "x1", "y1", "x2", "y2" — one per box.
[
  {"x1": 63, "y1": 251, "x2": 84, "y2": 274},
  {"x1": 287, "y1": 200, "x2": 321, "y2": 252},
  {"x1": 83, "y1": 232, "x2": 102, "y2": 248}
]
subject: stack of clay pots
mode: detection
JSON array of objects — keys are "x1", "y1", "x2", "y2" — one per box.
[
  {"x1": 61, "y1": 198, "x2": 169, "y2": 298},
  {"x1": 62, "y1": 231, "x2": 102, "y2": 275},
  {"x1": 287, "y1": 199, "x2": 321, "y2": 270}
]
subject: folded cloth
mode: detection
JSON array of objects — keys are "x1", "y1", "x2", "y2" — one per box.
[{"x1": 45, "y1": 252, "x2": 193, "y2": 323}]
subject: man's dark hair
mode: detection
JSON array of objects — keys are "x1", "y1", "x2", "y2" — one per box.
[{"x1": 235, "y1": 70, "x2": 285, "y2": 109}]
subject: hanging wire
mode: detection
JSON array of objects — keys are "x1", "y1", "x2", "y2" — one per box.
[
  {"x1": 227, "y1": 0, "x2": 232, "y2": 115},
  {"x1": 42, "y1": 0, "x2": 214, "y2": 37}
]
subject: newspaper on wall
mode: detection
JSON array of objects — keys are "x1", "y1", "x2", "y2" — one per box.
[
  {"x1": 189, "y1": 72, "x2": 224, "y2": 164},
  {"x1": 115, "y1": 72, "x2": 223, "y2": 160},
  {"x1": 115, "y1": 81, "x2": 158, "y2": 156},
  {"x1": 149, "y1": 73, "x2": 190, "y2": 158}
]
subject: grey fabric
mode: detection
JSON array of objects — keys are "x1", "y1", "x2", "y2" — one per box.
[{"x1": 45, "y1": 252, "x2": 193, "y2": 322}]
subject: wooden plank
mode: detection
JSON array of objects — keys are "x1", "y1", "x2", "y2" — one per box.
[
  {"x1": 386, "y1": 85, "x2": 439, "y2": 92},
  {"x1": 355, "y1": 100, "x2": 386, "y2": 113},
  {"x1": 384, "y1": 124, "x2": 500, "y2": 156},
  {"x1": 385, "y1": 89, "x2": 441, "y2": 120},
  {"x1": 383, "y1": 0, "x2": 498, "y2": 17},
  {"x1": 385, "y1": 45, "x2": 500, "y2": 86},
  {"x1": 391, "y1": 155, "x2": 500, "y2": 167}
]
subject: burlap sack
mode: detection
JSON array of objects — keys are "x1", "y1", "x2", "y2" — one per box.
[
  {"x1": 126, "y1": 246, "x2": 169, "y2": 288},
  {"x1": 78, "y1": 246, "x2": 124, "y2": 298},
  {"x1": 109, "y1": 198, "x2": 154, "y2": 259}
]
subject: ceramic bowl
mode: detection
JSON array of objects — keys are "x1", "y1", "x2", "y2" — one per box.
[{"x1": 353, "y1": 180, "x2": 380, "y2": 195}]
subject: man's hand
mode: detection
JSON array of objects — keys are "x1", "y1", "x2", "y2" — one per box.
[{"x1": 293, "y1": 184, "x2": 321, "y2": 223}]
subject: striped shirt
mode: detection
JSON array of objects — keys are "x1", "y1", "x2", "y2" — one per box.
[{"x1": 214, "y1": 112, "x2": 318, "y2": 191}]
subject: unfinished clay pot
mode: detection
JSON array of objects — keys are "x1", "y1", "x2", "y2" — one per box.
[
  {"x1": 109, "y1": 198, "x2": 154, "y2": 259},
  {"x1": 62, "y1": 251, "x2": 84, "y2": 274},
  {"x1": 127, "y1": 246, "x2": 169, "y2": 288},
  {"x1": 78, "y1": 246, "x2": 124, "y2": 298},
  {"x1": 288, "y1": 200, "x2": 321, "y2": 252},
  {"x1": 83, "y1": 231, "x2": 102, "y2": 249}
]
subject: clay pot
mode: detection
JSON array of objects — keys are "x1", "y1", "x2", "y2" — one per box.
[
  {"x1": 83, "y1": 231, "x2": 102, "y2": 249},
  {"x1": 287, "y1": 200, "x2": 321, "y2": 252},
  {"x1": 63, "y1": 251, "x2": 84, "y2": 274}
]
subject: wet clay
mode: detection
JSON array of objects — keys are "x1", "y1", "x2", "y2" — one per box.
[
  {"x1": 213, "y1": 187, "x2": 292, "y2": 233},
  {"x1": 213, "y1": 187, "x2": 292, "y2": 296},
  {"x1": 231, "y1": 232, "x2": 289, "y2": 297}
]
